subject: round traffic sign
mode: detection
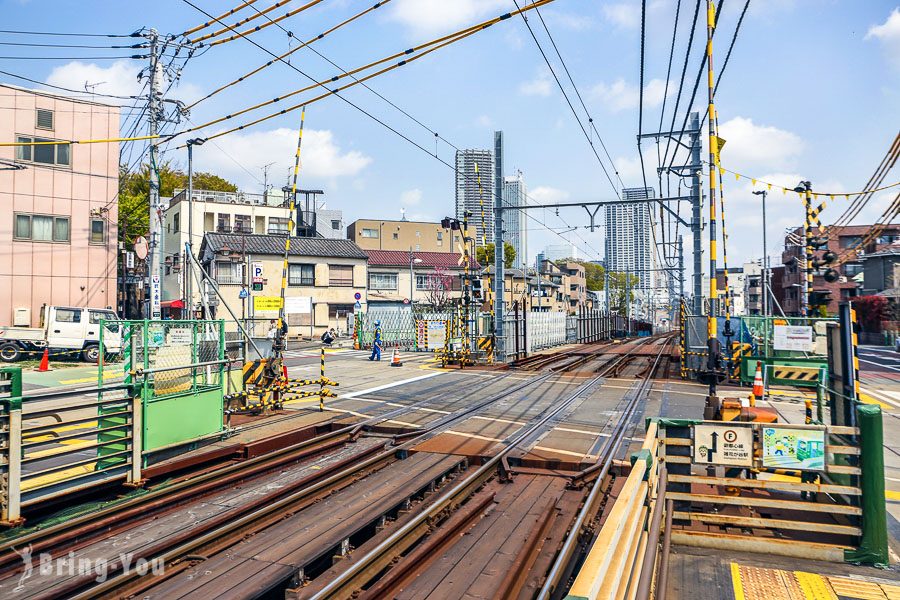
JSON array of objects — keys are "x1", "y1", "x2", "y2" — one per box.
[
  {"x1": 402, "y1": 298, "x2": 410, "y2": 304},
  {"x1": 354, "y1": 292, "x2": 362, "y2": 300},
  {"x1": 133, "y1": 236, "x2": 149, "y2": 260}
]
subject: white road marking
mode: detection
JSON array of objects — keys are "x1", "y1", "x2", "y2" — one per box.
[
  {"x1": 342, "y1": 372, "x2": 444, "y2": 399},
  {"x1": 860, "y1": 386, "x2": 900, "y2": 409},
  {"x1": 859, "y1": 357, "x2": 900, "y2": 373}
]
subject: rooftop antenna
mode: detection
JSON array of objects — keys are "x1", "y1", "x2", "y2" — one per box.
[{"x1": 400, "y1": 207, "x2": 407, "y2": 222}]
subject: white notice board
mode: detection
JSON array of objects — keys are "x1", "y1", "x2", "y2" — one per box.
[
  {"x1": 284, "y1": 296, "x2": 312, "y2": 314},
  {"x1": 693, "y1": 424, "x2": 753, "y2": 467},
  {"x1": 773, "y1": 325, "x2": 814, "y2": 351}
]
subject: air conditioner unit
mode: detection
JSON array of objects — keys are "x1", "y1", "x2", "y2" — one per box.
[{"x1": 13, "y1": 308, "x2": 30, "y2": 326}]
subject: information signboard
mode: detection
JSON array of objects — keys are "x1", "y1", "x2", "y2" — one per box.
[
  {"x1": 284, "y1": 296, "x2": 312, "y2": 314},
  {"x1": 692, "y1": 424, "x2": 753, "y2": 467},
  {"x1": 253, "y1": 296, "x2": 284, "y2": 311},
  {"x1": 773, "y1": 325, "x2": 814, "y2": 351},
  {"x1": 761, "y1": 426, "x2": 825, "y2": 471},
  {"x1": 426, "y1": 320, "x2": 446, "y2": 351}
]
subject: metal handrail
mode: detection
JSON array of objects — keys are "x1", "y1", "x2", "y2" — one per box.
[{"x1": 132, "y1": 358, "x2": 230, "y2": 376}]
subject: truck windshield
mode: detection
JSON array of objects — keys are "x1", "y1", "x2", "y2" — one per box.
[{"x1": 90, "y1": 311, "x2": 120, "y2": 334}]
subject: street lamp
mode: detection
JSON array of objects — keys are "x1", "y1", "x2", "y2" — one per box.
[
  {"x1": 752, "y1": 189, "x2": 769, "y2": 316},
  {"x1": 409, "y1": 249, "x2": 422, "y2": 306},
  {"x1": 184, "y1": 137, "x2": 205, "y2": 312}
]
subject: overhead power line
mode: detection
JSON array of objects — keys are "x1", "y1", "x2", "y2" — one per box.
[
  {"x1": 179, "y1": 0, "x2": 260, "y2": 38},
  {"x1": 510, "y1": 0, "x2": 621, "y2": 200},
  {"x1": 0, "y1": 29, "x2": 136, "y2": 38},
  {"x1": 0, "y1": 69, "x2": 144, "y2": 100},
  {"x1": 170, "y1": 0, "x2": 556, "y2": 143},
  {"x1": 187, "y1": 0, "x2": 392, "y2": 110},
  {"x1": 0, "y1": 54, "x2": 148, "y2": 60}
]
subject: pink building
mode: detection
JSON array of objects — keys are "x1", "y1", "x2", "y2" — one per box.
[{"x1": 0, "y1": 84, "x2": 119, "y2": 327}]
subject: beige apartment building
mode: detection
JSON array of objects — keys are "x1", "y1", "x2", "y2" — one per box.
[
  {"x1": 347, "y1": 218, "x2": 459, "y2": 253},
  {"x1": 199, "y1": 233, "x2": 367, "y2": 336},
  {"x1": 0, "y1": 84, "x2": 119, "y2": 326}
]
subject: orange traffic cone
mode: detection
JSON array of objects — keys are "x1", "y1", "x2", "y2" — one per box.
[
  {"x1": 37, "y1": 348, "x2": 51, "y2": 372},
  {"x1": 749, "y1": 360, "x2": 764, "y2": 406},
  {"x1": 390, "y1": 349, "x2": 402, "y2": 367}
]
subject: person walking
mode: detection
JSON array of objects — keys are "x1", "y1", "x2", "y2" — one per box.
[{"x1": 369, "y1": 320, "x2": 383, "y2": 361}]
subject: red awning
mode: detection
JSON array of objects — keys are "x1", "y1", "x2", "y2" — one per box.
[{"x1": 161, "y1": 299, "x2": 185, "y2": 309}]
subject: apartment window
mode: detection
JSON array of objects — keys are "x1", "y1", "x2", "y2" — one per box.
[
  {"x1": 36, "y1": 108, "x2": 54, "y2": 130},
  {"x1": 268, "y1": 217, "x2": 290, "y2": 235},
  {"x1": 15, "y1": 136, "x2": 70, "y2": 166},
  {"x1": 369, "y1": 273, "x2": 397, "y2": 290},
  {"x1": 90, "y1": 218, "x2": 107, "y2": 244},
  {"x1": 172, "y1": 213, "x2": 180, "y2": 233},
  {"x1": 331, "y1": 220, "x2": 341, "y2": 230},
  {"x1": 330, "y1": 265, "x2": 354, "y2": 286},
  {"x1": 234, "y1": 215, "x2": 251, "y2": 233},
  {"x1": 215, "y1": 261, "x2": 243, "y2": 285},
  {"x1": 416, "y1": 274, "x2": 445, "y2": 290},
  {"x1": 841, "y1": 288, "x2": 858, "y2": 300},
  {"x1": 217, "y1": 214, "x2": 231, "y2": 233},
  {"x1": 288, "y1": 263, "x2": 315, "y2": 286},
  {"x1": 839, "y1": 235, "x2": 862, "y2": 249},
  {"x1": 749, "y1": 294, "x2": 759, "y2": 303},
  {"x1": 361, "y1": 228, "x2": 379, "y2": 239},
  {"x1": 437, "y1": 232, "x2": 443, "y2": 241},
  {"x1": 392, "y1": 233, "x2": 399, "y2": 240},
  {"x1": 843, "y1": 263, "x2": 863, "y2": 277},
  {"x1": 14, "y1": 213, "x2": 69, "y2": 242}
]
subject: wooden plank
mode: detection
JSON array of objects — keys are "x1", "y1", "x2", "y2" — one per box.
[
  {"x1": 665, "y1": 492, "x2": 862, "y2": 515},
  {"x1": 672, "y1": 511, "x2": 862, "y2": 536},
  {"x1": 828, "y1": 445, "x2": 860, "y2": 455},
  {"x1": 826, "y1": 464, "x2": 861, "y2": 475},
  {"x1": 663, "y1": 438, "x2": 691, "y2": 447},
  {"x1": 664, "y1": 455, "x2": 691, "y2": 464},
  {"x1": 667, "y1": 473, "x2": 861, "y2": 496},
  {"x1": 670, "y1": 530, "x2": 850, "y2": 562}
]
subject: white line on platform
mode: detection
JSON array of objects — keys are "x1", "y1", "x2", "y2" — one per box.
[
  {"x1": 860, "y1": 386, "x2": 900, "y2": 409},
  {"x1": 342, "y1": 372, "x2": 445, "y2": 399}
]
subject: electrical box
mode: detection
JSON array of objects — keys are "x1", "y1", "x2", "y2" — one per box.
[{"x1": 13, "y1": 308, "x2": 30, "y2": 326}]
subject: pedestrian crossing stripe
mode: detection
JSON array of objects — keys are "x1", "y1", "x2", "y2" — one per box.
[{"x1": 773, "y1": 365, "x2": 820, "y2": 382}]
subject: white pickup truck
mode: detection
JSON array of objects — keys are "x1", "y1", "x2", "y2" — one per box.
[{"x1": 0, "y1": 305, "x2": 122, "y2": 363}]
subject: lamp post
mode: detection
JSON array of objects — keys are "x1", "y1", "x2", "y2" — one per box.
[
  {"x1": 409, "y1": 249, "x2": 422, "y2": 307},
  {"x1": 184, "y1": 138, "x2": 205, "y2": 314},
  {"x1": 752, "y1": 189, "x2": 768, "y2": 317}
]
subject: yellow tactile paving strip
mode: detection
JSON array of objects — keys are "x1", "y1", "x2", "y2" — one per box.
[{"x1": 732, "y1": 563, "x2": 900, "y2": 600}]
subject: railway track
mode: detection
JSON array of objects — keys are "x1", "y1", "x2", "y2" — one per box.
[
  {"x1": 0, "y1": 336, "x2": 674, "y2": 599},
  {"x1": 297, "y1": 337, "x2": 675, "y2": 600}
]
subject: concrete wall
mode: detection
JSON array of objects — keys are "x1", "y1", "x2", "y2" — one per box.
[
  {"x1": 348, "y1": 219, "x2": 458, "y2": 253},
  {"x1": 0, "y1": 85, "x2": 119, "y2": 326}
]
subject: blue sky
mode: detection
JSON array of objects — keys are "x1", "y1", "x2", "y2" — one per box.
[{"x1": 2, "y1": 0, "x2": 899, "y2": 271}]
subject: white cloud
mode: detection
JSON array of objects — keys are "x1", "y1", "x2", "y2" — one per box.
[
  {"x1": 602, "y1": 3, "x2": 640, "y2": 29},
  {"x1": 195, "y1": 128, "x2": 371, "y2": 189},
  {"x1": 476, "y1": 114, "x2": 494, "y2": 128},
  {"x1": 401, "y1": 188, "x2": 422, "y2": 206},
  {"x1": 717, "y1": 117, "x2": 804, "y2": 170},
  {"x1": 529, "y1": 186, "x2": 570, "y2": 204},
  {"x1": 543, "y1": 10, "x2": 595, "y2": 31},
  {"x1": 602, "y1": 1, "x2": 666, "y2": 29},
  {"x1": 589, "y1": 78, "x2": 670, "y2": 112},
  {"x1": 387, "y1": 0, "x2": 506, "y2": 36},
  {"x1": 45, "y1": 60, "x2": 143, "y2": 103},
  {"x1": 613, "y1": 156, "x2": 645, "y2": 184},
  {"x1": 866, "y1": 8, "x2": 900, "y2": 69},
  {"x1": 519, "y1": 69, "x2": 553, "y2": 97}
]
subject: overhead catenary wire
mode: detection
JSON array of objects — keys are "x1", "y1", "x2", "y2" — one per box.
[
  {"x1": 187, "y1": 0, "x2": 392, "y2": 110},
  {"x1": 180, "y1": 0, "x2": 603, "y2": 260},
  {"x1": 241, "y1": 0, "x2": 602, "y2": 258},
  {"x1": 531, "y1": 5, "x2": 623, "y2": 190},
  {"x1": 189, "y1": 0, "x2": 325, "y2": 46},
  {"x1": 510, "y1": 0, "x2": 620, "y2": 200},
  {"x1": 170, "y1": 0, "x2": 556, "y2": 144}
]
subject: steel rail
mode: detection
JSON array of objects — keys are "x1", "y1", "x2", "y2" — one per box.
[
  {"x1": 32, "y1": 372, "x2": 565, "y2": 598},
  {"x1": 537, "y1": 336, "x2": 673, "y2": 600},
  {"x1": 307, "y1": 374, "x2": 607, "y2": 599}
]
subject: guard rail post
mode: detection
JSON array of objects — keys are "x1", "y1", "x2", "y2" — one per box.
[
  {"x1": 845, "y1": 404, "x2": 889, "y2": 565},
  {"x1": 1, "y1": 367, "x2": 23, "y2": 525},
  {"x1": 129, "y1": 393, "x2": 143, "y2": 485}
]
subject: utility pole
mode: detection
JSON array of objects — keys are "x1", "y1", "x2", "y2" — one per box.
[
  {"x1": 703, "y1": 0, "x2": 722, "y2": 419},
  {"x1": 262, "y1": 162, "x2": 275, "y2": 205},
  {"x1": 752, "y1": 189, "x2": 768, "y2": 317},
  {"x1": 493, "y1": 131, "x2": 505, "y2": 361},
  {"x1": 146, "y1": 29, "x2": 163, "y2": 319}
]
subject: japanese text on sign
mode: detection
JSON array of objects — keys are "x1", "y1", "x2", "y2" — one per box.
[{"x1": 693, "y1": 424, "x2": 753, "y2": 467}]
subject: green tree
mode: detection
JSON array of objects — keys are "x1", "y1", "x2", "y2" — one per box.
[
  {"x1": 118, "y1": 161, "x2": 238, "y2": 246},
  {"x1": 607, "y1": 272, "x2": 640, "y2": 314},
  {"x1": 475, "y1": 242, "x2": 516, "y2": 269}
]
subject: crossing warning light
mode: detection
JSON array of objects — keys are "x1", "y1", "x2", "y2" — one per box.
[{"x1": 471, "y1": 278, "x2": 483, "y2": 300}]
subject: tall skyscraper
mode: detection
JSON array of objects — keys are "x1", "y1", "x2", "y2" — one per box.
[
  {"x1": 605, "y1": 187, "x2": 654, "y2": 290},
  {"x1": 455, "y1": 149, "x2": 494, "y2": 245},
  {"x1": 503, "y1": 172, "x2": 527, "y2": 269}
]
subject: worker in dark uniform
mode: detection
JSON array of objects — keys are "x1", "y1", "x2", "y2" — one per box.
[{"x1": 369, "y1": 320, "x2": 383, "y2": 361}]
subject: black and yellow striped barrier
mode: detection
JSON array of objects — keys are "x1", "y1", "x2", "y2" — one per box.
[{"x1": 772, "y1": 365, "x2": 821, "y2": 383}]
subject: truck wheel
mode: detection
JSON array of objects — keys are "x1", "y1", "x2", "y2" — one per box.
[
  {"x1": 82, "y1": 345, "x2": 100, "y2": 363},
  {"x1": 0, "y1": 343, "x2": 20, "y2": 363}
]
